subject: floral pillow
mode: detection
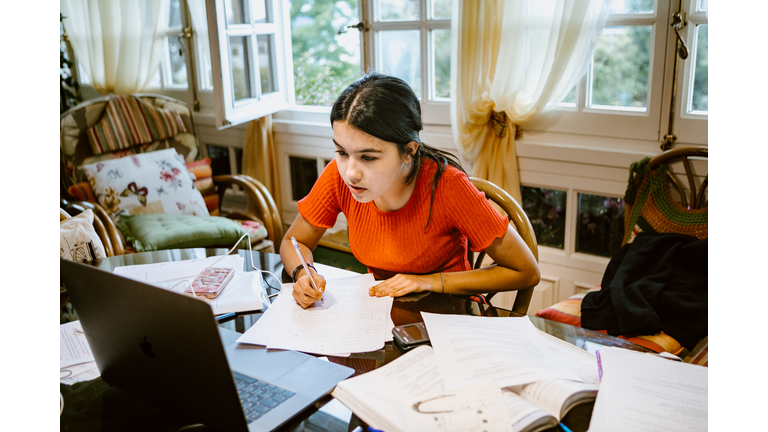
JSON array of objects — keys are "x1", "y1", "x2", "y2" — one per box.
[{"x1": 82, "y1": 148, "x2": 209, "y2": 222}]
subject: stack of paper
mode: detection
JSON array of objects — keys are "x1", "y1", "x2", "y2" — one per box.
[
  {"x1": 332, "y1": 345, "x2": 514, "y2": 432},
  {"x1": 333, "y1": 313, "x2": 602, "y2": 432},
  {"x1": 589, "y1": 346, "x2": 708, "y2": 431},
  {"x1": 60, "y1": 320, "x2": 100, "y2": 385},
  {"x1": 237, "y1": 271, "x2": 394, "y2": 356},
  {"x1": 113, "y1": 255, "x2": 264, "y2": 315}
]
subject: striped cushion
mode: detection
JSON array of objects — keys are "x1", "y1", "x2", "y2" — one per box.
[
  {"x1": 87, "y1": 95, "x2": 187, "y2": 155},
  {"x1": 535, "y1": 288, "x2": 685, "y2": 355}
]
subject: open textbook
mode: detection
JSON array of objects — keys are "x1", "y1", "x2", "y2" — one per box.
[{"x1": 333, "y1": 345, "x2": 598, "y2": 432}]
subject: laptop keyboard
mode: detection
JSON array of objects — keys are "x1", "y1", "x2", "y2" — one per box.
[{"x1": 234, "y1": 373, "x2": 295, "y2": 422}]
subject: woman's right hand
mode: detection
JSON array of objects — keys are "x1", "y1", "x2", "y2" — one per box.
[{"x1": 291, "y1": 272, "x2": 327, "y2": 308}]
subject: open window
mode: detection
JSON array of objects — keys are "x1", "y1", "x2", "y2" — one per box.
[{"x1": 206, "y1": 0, "x2": 294, "y2": 129}]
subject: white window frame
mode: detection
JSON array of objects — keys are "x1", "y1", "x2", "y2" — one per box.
[
  {"x1": 364, "y1": 0, "x2": 451, "y2": 125},
  {"x1": 663, "y1": 0, "x2": 708, "y2": 144},
  {"x1": 206, "y1": 0, "x2": 294, "y2": 129}
]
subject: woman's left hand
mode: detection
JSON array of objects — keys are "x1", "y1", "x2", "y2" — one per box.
[{"x1": 369, "y1": 273, "x2": 441, "y2": 298}]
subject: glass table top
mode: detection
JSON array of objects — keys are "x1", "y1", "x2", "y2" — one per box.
[{"x1": 61, "y1": 248, "x2": 652, "y2": 432}]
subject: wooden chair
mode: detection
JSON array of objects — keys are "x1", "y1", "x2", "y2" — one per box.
[
  {"x1": 60, "y1": 94, "x2": 283, "y2": 254},
  {"x1": 468, "y1": 177, "x2": 539, "y2": 315},
  {"x1": 534, "y1": 147, "x2": 708, "y2": 354}
]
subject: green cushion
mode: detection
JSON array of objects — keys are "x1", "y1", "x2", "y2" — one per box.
[{"x1": 117, "y1": 214, "x2": 249, "y2": 252}]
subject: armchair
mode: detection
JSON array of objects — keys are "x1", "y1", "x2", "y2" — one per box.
[{"x1": 60, "y1": 94, "x2": 283, "y2": 254}]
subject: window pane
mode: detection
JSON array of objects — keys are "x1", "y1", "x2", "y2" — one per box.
[
  {"x1": 235, "y1": 148, "x2": 243, "y2": 174},
  {"x1": 521, "y1": 186, "x2": 566, "y2": 250},
  {"x1": 230, "y1": 36, "x2": 252, "y2": 100},
  {"x1": 226, "y1": 0, "x2": 247, "y2": 25},
  {"x1": 576, "y1": 193, "x2": 625, "y2": 257},
  {"x1": 432, "y1": 0, "x2": 451, "y2": 19},
  {"x1": 378, "y1": 0, "x2": 419, "y2": 21},
  {"x1": 432, "y1": 29, "x2": 450, "y2": 100},
  {"x1": 290, "y1": 0, "x2": 361, "y2": 107},
  {"x1": 691, "y1": 24, "x2": 708, "y2": 112},
  {"x1": 698, "y1": 0, "x2": 708, "y2": 12},
  {"x1": 253, "y1": 0, "x2": 270, "y2": 23},
  {"x1": 590, "y1": 26, "x2": 651, "y2": 110},
  {"x1": 607, "y1": 0, "x2": 654, "y2": 14},
  {"x1": 207, "y1": 145, "x2": 232, "y2": 176},
  {"x1": 169, "y1": 0, "x2": 182, "y2": 27},
  {"x1": 290, "y1": 156, "x2": 319, "y2": 201},
  {"x1": 168, "y1": 37, "x2": 188, "y2": 86},
  {"x1": 257, "y1": 35, "x2": 277, "y2": 94},
  {"x1": 561, "y1": 85, "x2": 577, "y2": 105},
  {"x1": 379, "y1": 30, "x2": 421, "y2": 97}
]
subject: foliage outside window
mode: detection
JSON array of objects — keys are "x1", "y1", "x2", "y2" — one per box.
[
  {"x1": 60, "y1": 14, "x2": 80, "y2": 114},
  {"x1": 289, "y1": 0, "x2": 361, "y2": 107},
  {"x1": 576, "y1": 193, "x2": 625, "y2": 257},
  {"x1": 521, "y1": 186, "x2": 566, "y2": 250}
]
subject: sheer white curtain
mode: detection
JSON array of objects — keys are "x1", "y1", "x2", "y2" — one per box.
[
  {"x1": 61, "y1": 0, "x2": 170, "y2": 94},
  {"x1": 450, "y1": 0, "x2": 608, "y2": 202}
]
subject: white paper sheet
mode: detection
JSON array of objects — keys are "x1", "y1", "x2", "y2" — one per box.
[
  {"x1": 60, "y1": 320, "x2": 94, "y2": 368},
  {"x1": 237, "y1": 273, "x2": 393, "y2": 355},
  {"x1": 60, "y1": 320, "x2": 101, "y2": 385},
  {"x1": 589, "y1": 347, "x2": 708, "y2": 432},
  {"x1": 421, "y1": 313, "x2": 582, "y2": 390},
  {"x1": 113, "y1": 255, "x2": 263, "y2": 314}
]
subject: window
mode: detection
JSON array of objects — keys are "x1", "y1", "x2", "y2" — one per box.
[
  {"x1": 528, "y1": 0, "x2": 707, "y2": 145},
  {"x1": 207, "y1": 0, "x2": 294, "y2": 128},
  {"x1": 290, "y1": 0, "x2": 361, "y2": 107},
  {"x1": 148, "y1": 0, "x2": 189, "y2": 89}
]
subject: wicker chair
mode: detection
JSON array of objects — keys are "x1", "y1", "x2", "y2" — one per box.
[
  {"x1": 534, "y1": 147, "x2": 708, "y2": 355},
  {"x1": 60, "y1": 94, "x2": 283, "y2": 254}
]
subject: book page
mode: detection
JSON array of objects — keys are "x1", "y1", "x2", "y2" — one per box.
[
  {"x1": 501, "y1": 389, "x2": 558, "y2": 432},
  {"x1": 421, "y1": 313, "x2": 582, "y2": 389},
  {"x1": 589, "y1": 347, "x2": 708, "y2": 431},
  {"x1": 509, "y1": 379, "x2": 598, "y2": 420}
]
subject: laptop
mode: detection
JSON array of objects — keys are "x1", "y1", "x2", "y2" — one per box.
[{"x1": 60, "y1": 258, "x2": 354, "y2": 431}]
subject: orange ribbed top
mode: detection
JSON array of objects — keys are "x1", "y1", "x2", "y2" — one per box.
[{"x1": 298, "y1": 159, "x2": 508, "y2": 280}]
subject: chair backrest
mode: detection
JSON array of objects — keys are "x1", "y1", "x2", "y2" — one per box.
[
  {"x1": 469, "y1": 177, "x2": 539, "y2": 315},
  {"x1": 623, "y1": 147, "x2": 708, "y2": 245},
  {"x1": 60, "y1": 93, "x2": 200, "y2": 194}
]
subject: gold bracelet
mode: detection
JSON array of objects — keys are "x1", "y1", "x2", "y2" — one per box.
[{"x1": 440, "y1": 272, "x2": 445, "y2": 294}]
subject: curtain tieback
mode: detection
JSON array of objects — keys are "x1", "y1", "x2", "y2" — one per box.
[{"x1": 489, "y1": 111, "x2": 523, "y2": 139}]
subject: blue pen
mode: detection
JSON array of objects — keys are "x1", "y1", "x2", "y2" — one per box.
[{"x1": 559, "y1": 423, "x2": 574, "y2": 432}]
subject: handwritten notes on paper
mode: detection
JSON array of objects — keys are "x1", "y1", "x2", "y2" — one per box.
[
  {"x1": 421, "y1": 313, "x2": 582, "y2": 390},
  {"x1": 237, "y1": 273, "x2": 393, "y2": 356}
]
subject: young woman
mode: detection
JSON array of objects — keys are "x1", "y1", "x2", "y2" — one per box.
[{"x1": 280, "y1": 73, "x2": 540, "y2": 308}]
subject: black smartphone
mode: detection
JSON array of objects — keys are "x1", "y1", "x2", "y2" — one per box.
[{"x1": 392, "y1": 322, "x2": 430, "y2": 348}]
